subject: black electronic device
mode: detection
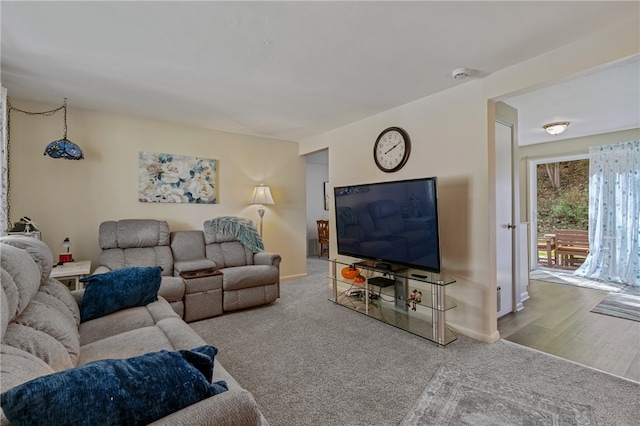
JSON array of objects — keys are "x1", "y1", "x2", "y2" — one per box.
[
  {"x1": 367, "y1": 276, "x2": 395, "y2": 288},
  {"x1": 334, "y1": 177, "x2": 442, "y2": 273}
]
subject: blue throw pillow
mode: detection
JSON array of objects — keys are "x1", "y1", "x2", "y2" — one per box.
[
  {"x1": 79, "y1": 266, "x2": 162, "y2": 322},
  {"x1": 0, "y1": 345, "x2": 228, "y2": 426}
]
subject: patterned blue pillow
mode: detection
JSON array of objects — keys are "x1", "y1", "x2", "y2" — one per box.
[
  {"x1": 79, "y1": 266, "x2": 162, "y2": 322},
  {"x1": 0, "y1": 345, "x2": 228, "y2": 426}
]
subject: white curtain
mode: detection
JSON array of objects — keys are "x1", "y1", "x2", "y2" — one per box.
[
  {"x1": 575, "y1": 141, "x2": 640, "y2": 286},
  {"x1": 0, "y1": 86, "x2": 7, "y2": 236}
]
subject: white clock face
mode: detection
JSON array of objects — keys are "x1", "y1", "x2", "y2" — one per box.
[{"x1": 374, "y1": 128, "x2": 410, "y2": 172}]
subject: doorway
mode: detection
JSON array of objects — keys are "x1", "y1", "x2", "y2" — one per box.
[
  {"x1": 528, "y1": 154, "x2": 589, "y2": 270},
  {"x1": 305, "y1": 149, "x2": 329, "y2": 257}
]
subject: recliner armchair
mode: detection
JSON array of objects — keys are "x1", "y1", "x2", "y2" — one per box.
[
  {"x1": 97, "y1": 219, "x2": 185, "y2": 316},
  {"x1": 203, "y1": 217, "x2": 281, "y2": 312}
]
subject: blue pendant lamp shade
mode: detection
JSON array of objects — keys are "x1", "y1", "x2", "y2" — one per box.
[
  {"x1": 44, "y1": 139, "x2": 84, "y2": 160},
  {"x1": 43, "y1": 99, "x2": 84, "y2": 160}
]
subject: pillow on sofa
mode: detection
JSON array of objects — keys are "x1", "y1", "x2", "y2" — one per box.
[
  {"x1": 79, "y1": 266, "x2": 162, "y2": 322},
  {"x1": 1, "y1": 345, "x2": 228, "y2": 426}
]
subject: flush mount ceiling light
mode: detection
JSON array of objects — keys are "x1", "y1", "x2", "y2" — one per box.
[{"x1": 543, "y1": 121, "x2": 570, "y2": 136}]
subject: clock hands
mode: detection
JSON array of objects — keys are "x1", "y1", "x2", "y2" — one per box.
[{"x1": 385, "y1": 141, "x2": 402, "y2": 154}]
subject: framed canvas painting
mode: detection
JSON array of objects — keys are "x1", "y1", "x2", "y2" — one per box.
[{"x1": 138, "y1": 151, "x2": 218, "y2": 204}]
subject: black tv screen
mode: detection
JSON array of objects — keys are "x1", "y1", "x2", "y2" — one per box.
[{"x1": 333, "y1": 177, "x2": 441, "y2": 273}]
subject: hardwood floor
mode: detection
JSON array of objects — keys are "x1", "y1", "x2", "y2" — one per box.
[{"x1": 498, "y1": 279, "x2": 640, "y2": 383}]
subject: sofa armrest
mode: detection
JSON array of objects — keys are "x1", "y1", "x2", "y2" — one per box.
[
  {"x1": 173, "y1": 259, "x2": 217, "y2": 276},
  {"x1": 93, "y1": 265, "x2": 111, "y2": 274},
  {"x1": 71, "y1": 289, "x2": 85, "y2": 306},
  {"x1": 254, "y1": 252, "x2": 281, "y2": 267},
  {"x1": 73, "y1": 273, "x2": 183, "y2": 309},
  {"x1": 88, "y1": 266, "x2": 184, "y2": 304},
  {"x1": 159, "y1": 276, "x2": 186, "y2": 303},
  {"x1": 148, "y1": 389, "x2": 267, "y2": 426}
]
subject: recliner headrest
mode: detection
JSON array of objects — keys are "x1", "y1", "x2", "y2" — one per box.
[{"x1": 99, "y1": 220, "x2": 171, "y2": 249}]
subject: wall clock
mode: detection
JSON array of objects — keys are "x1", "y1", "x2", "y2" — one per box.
[{"x1": 373, "y1": 127, "x2": 411, "y2": 173}]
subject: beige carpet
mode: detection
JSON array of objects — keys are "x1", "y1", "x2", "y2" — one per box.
[{"x1": 190, "y1": 259, "x2": 639, "y2": 425}]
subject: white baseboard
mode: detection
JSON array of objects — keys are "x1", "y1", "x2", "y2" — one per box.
[
  {"x1": 281, "y1": 273, "x2": 308, "y2": 281},
  {"x1": 448, "y1": 321, "x2": 501, "y2": 343}
]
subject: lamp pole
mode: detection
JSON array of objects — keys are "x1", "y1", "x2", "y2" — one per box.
[{"x1": 257, "y1": 205, "x2": 265, "y2": 237}]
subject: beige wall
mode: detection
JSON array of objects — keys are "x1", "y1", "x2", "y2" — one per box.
[
  {"x1": 6, "y1": 100, "x2": 307, "y2": 278},
  {"x1": 303, "y1": 82, "x2": 493, "y2": 340},
  {"x1": 300, "y1": 16, "x2": 639, "y2": 342}
]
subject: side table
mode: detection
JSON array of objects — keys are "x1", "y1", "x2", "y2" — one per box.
[{"x1": 51, "y1": 260, "x2": 92, "y2": 291}]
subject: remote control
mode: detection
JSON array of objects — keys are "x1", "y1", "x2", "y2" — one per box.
[{"x1": 411, "y1": 273, "x2": 428, "y2": 279}]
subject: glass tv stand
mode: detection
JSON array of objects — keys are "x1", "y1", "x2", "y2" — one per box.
[{"x1": 328, "y1": 259, "x2": 457, "y2": 345}]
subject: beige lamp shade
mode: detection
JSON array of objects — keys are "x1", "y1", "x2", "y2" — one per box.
[{"x1": 251, "y1": 185, "x2": 274, "y2": 205}]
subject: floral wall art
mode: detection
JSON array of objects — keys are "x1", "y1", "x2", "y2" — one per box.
[{"x1": 138, "y1": 151, "x2": 218, "y2": 204}]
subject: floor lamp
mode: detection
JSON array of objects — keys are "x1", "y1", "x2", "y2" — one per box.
[{"x1": 251, "y1": 184, "x2": 274, "y2": 237}]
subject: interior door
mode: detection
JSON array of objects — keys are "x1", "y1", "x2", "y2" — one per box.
[{"x1": 495, "y1": 121, "x2": 515, "y2": 318}]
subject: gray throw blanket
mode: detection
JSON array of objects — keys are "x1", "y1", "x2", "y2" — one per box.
[{"x1": 207, "y1": 216, "x2": 264, "y2": 253}]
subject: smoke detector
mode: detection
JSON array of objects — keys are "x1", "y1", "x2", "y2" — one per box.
[{"x1": 452, "y1": 68, "x2": 470, "y2": 80}]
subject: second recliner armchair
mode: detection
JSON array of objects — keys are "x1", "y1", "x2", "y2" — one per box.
[
  {"x1": 97, "y1": 219, "x2": 186, "y2": 316},
  {"x1": 203, "y1": 217, "x2": 281, "y2": 312}
]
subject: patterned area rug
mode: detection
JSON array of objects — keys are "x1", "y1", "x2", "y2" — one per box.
[
  {"x1": 401, "y1": 366, "x2": 594, "y2": 426},
  {"x1": 591, "y1": 290, "x2": 640, "y2": 322},
  {"x1": 530, "y1": 269, "x2": 625, "y2": 292}
]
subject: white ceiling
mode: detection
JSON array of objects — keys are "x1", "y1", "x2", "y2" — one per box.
[
  {"x1": 2, "y1": 1, "x2": 639, "y2": 144},
  {"x1": 503, "y1": 57, "x2": 639, "y2": 146}
]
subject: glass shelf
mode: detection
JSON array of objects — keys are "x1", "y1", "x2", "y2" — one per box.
[
  {"x1": 333, "y1": 291, "x2": 457, "y2": 344},
  {"x1": 351, "y1": 259, "x2": 456, "y2": 286},
  {"x1": 327, "y1": 258, "x2": 457, "y2": 346}
]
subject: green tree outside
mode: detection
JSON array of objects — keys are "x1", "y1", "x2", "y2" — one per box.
[{"x1": 536, "y1": 159, "x2": 589, "y2": 237}]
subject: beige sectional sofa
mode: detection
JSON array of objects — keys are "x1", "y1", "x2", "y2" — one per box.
[{"x1": 0, "y1": 236, "x2": 267, "y2": 425}]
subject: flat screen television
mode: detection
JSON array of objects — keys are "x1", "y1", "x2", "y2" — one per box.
[{"x1": 333, "y1": 177, "x2": 441, "y2": 273}]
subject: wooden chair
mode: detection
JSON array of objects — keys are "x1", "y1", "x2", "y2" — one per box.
[
  {"x1": 317, "y1": 220, "x2": 329, "y2": 258},
  {"x1": 554, "y1": 229, "x2": 589, "y2": 269},
  {"x1": 537, "y1": 234, "x2": 556, "y2": 267}
]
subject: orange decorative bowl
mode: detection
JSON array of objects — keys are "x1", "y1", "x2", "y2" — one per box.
[{"x1": 341, "y1": 266, "x2": 360, "y2": 280}]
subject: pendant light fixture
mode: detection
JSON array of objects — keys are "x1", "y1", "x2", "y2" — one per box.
[
  {"x1": 8, "y1": 98, "x2": 84, "y2": 160},
  {"x1": 43, "y1": 98, "x2": 84, "y2": 160}
]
